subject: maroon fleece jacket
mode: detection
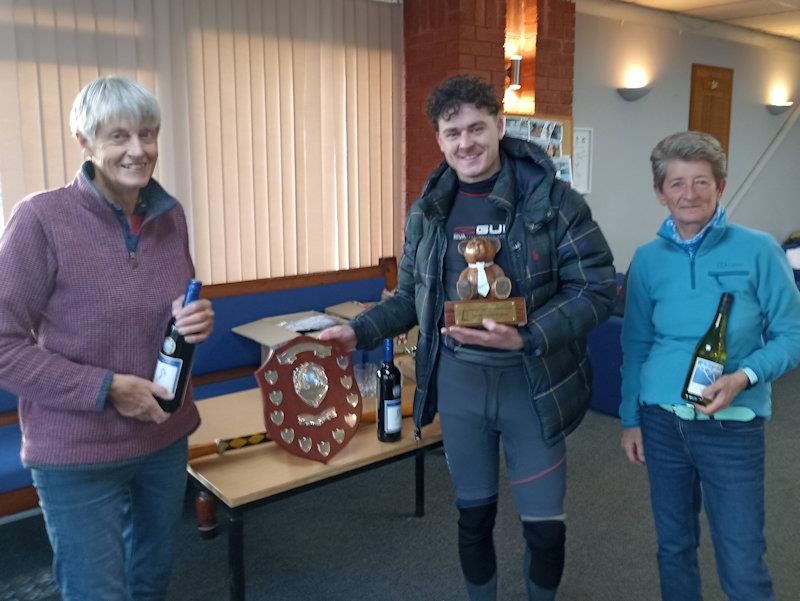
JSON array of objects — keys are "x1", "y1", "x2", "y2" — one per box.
[{"x1": 0, "y1": 167, "x2": 200, "y2": 466}]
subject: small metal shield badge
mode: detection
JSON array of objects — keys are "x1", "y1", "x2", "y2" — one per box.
[{"x1": 255, "y1": 335, "x2": 362, "y2": 463}]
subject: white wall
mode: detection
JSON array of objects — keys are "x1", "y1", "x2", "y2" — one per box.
[{"x1": 574, "y1": 0, "x2": 800, "y2": 270}]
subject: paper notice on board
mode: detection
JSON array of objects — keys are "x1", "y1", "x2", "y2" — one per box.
[{"x1": 572, "y1": 127, "x2": 593, "y2": 194}]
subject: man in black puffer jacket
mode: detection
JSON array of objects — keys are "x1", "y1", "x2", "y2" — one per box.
[{"x1": 320, "y1": 75, "x2": 616, "y2": 600}]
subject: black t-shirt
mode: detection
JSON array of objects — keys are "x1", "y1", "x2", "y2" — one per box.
[
  {"x1": 443, "y1": 173, "x2": 515, "y2": 302},
  {"x1": 442, "y1": 173, "x2": 522, "y2": 363}
]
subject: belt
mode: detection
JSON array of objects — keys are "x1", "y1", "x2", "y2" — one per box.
[{"x1": 658, "y1": 403, "x2": 756, "y2": 422}]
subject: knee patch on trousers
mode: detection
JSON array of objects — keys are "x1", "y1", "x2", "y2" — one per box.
[
  {"x1": 522, "y1": 520, "x2": 566, "y2": 590},
  {"x1": 458, "y1": 502, "x2": 498, "y2": 585}
]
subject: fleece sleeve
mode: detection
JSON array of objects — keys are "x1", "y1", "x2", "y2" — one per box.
[{"x1": 0, "y1": 200, "x2": 110, "y2": 411}]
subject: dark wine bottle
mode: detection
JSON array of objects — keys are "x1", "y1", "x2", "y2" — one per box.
[
  {"x1": 377, "y1": 338, "x2": 402, "y2": 442},
  {"x1": 681, "y1": 292, "x2": 733, "y2": 406},
  {"x1": 153, "y1": 279, "x2": 202, "y2": 412}
]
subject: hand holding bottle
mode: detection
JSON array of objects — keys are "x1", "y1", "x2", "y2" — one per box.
[
  {"x1": 171, "y1": 296, "x2": 215, "y2": 344},
  {"x1": 108, "y1": 373, "x2": 170, "y2": 424},
  {"x1": 693, "y1": 370, "x2": 750, "y2": 416}
]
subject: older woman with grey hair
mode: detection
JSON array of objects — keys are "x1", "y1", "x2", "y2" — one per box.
[
  {"x1": 619, "y1": 131, "x2": 800, "y2": 601},
  {"x1": 0, "y1": 76, "x2": 214, "y2": 600}
]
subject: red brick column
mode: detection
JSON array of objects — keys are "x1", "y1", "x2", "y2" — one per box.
[
  {"x1": 404, "y1": 0, "x2": 507, "y2": 206},
  {"x1": 534, "y1": 0, "x2": 575, "y2": 116}
]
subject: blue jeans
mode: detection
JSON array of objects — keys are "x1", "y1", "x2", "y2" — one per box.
[
  {"x1": 31, "y1": 438, "x2": 188, "y2": 601},
  {"x1": 639, "y1": 404, "x2": 773, "y2": 601}
]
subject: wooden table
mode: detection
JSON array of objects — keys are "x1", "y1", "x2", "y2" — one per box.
[{"x1": 187, "y1": 386, "x2": 442, "y2": 601}]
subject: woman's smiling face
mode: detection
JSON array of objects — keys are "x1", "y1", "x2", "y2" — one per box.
[
  {"x1": 80, "y1": 119, "x2": 159, "y2": 208},
  {"x1": 655, "y1": 159, "x2": 725, "y2": 240}
]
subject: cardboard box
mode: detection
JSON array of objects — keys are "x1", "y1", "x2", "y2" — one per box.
[
  {"x1": 324, "y1": 300, "x2": 373, "y2": 320},
  {"x1": 232, "y1": 310, "x2": 345, "y2": 363}
]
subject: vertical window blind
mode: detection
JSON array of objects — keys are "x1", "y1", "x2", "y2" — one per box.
[{"x1": 0, "y1": 0, "x2": 404, "y2": 283}]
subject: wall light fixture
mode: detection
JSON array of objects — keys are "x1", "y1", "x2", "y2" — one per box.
[
  {"x1": 616, "y1": 86, "x2": 651, "y2": 101},
  {"x1": 509, "y1": 55, "x2": 522, "y2": 91},
  {"x1": 766, "y1": 101, "x2": 793, "y2": 115}
]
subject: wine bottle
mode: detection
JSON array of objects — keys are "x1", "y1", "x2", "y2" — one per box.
[
  {"x1": 376, "y1": 338, "x2": 402, "y2": 442},
  {"x1": 681, "y1": 292, "x2": 733, "y2": 405},
  {"x1": 153, "y1": 279, "x2": 202, "y2": 412}
]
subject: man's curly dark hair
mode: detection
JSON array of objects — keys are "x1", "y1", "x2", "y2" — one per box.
[{"x1": 425, "y1": 75, "x2": 502, "y2": 131}]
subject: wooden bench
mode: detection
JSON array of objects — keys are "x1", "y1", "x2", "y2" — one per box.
[{"x1": 187, "y1": 385, "x2": 441, "y2": 601}]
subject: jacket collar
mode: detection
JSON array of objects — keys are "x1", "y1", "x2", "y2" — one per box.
[
  {"x1": 73, "y1": 161, "x2": 177, "y2": 221},
  {"x1": 418, "y1": 137, "x2": 556, "y2": 224},
  {"x1": 657, "y1": 204, "x2": 728, "y2": 255}
]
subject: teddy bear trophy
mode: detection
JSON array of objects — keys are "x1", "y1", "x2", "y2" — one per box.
[{"x1": 444, "y1": 237, "x2": 527, "y2": 327}]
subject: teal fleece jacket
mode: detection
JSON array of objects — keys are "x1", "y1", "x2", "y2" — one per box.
[{"x1": 620, "y1": 214, "x2": 800, "y2": 428}]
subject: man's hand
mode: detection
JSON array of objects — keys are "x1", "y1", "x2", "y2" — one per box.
[
  {"x1": 317, "y1": 324, "x2": 358, "y2": 351},
  {"x1": 108, "y1": 374, "x2": 170, "y2": 424},
  {"x1": 621, "y1": 427, "x2": 645, "y2": 465},
  {"x1": 440, "y1": 318, "x2": 523, "y2": 350},
  {"x1": 172, "y1": 296, "x2": 215, "y2": 344},
  {"x1": 694, "y1": 370, "x2": 749, "y2": 416}
]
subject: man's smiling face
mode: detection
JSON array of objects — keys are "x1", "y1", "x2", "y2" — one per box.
[{"x1": 436, "y1": 103, "x2": 504, "y2": 183}]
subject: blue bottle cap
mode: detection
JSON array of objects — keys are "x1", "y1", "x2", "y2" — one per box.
[{"x1": 184, "y1": 279, "x2": 202, "y2": 306}]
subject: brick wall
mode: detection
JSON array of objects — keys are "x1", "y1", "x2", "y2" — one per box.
[
  {"x1": 404, "y1": 0, "x2": 506, "y2": 205},
  {"x1": 534, "y1": 0, "x2": 575, "y2": 116},
  {"x1": 403, "y1": 0, "x2": 576, "y2": 205}
]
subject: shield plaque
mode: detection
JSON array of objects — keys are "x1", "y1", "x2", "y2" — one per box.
[{"x1": 255, "y1": 335, "x2": 362, "y2": 463}]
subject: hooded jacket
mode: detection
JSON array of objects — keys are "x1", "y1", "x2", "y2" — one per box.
[{"x1": 351, "y1": 137, "x2": 616, "y2": 446}]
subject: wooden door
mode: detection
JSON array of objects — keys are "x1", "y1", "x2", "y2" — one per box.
[{"x1": 688, "y1": 64, "x2": 733, "y2": 155}]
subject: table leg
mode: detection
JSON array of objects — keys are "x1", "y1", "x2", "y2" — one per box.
[
  {"x1": 195, "y1": 487, "x2": 218, "y2": 539},
  {"x1": 228, "y1": 509, "x2": 245, "y2": 601},
  {"x1": 415, "y1": 447, "x2": 425, "y2": 517}
]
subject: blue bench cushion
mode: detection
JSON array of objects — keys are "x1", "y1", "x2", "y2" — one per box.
[
  {"x1": 193, "y1": 375, "x2": 257, "y2": 401},
  {"x1": 0, "y1": 423, "x2": 30, "y2": 493},
  {"x1": 587, "y1": 316, "x2": 623, "y2": 417},
  {"x1": 193, "y1": 277, "x2": 387, "y2": 376},
  {"x1": 0, "y1": 388, "x2": 17, "y2": 413}
]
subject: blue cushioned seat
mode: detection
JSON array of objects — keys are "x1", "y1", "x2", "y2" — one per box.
[
  {"x1": 0, "y1": 388, "x2": 17, "y2": 413},
  {"x1": 0, "y1": 423, "x2": 30, "y2": 494},
  {"x1": 191, "y1": 277, "x2": 388, "y2": 397},
  {"x1": 587, "y1": 316, "x2": 623, "y2": 417}
]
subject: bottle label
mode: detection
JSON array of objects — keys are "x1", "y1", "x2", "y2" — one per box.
[
  {"x1": 686, "y1": 357, "x2": 724, "y2": 397},
  {"x1": 384, "y1": 398, "x2": 401, "y2": 434},
  {"x1": 153, "y1": 353, "x2": 183, "y2": 396}
]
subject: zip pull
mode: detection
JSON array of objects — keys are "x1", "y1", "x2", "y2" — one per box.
[{"x1": 128, "y1": 251, "x2": 139, "y2": 268}]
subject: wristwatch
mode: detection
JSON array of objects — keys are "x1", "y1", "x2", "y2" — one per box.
[{"x1": 741, "y1": 367, "x2": 758, "y2": 390}]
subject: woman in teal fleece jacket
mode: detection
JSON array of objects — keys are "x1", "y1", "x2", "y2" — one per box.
[{"x1": 619, "y1": 131, "x2": 800, "y2": 601}]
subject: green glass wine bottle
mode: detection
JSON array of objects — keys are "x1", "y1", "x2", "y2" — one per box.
[{"x1": 681, "y1": 292, "x2": 733, "y2": 405}]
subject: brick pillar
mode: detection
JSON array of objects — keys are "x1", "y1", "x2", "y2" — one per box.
[
  {"x1": 404, "y1": 0, "x2": 507, "y2": 206},
  {"x1": 534, "y1": 0, "x2": 575, "y2": 115}
]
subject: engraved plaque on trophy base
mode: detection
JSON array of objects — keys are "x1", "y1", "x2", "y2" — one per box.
[{"x1": 444, "y1": 297, "x2": 527, "y2": 327}]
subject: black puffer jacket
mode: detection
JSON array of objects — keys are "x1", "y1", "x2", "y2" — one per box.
[{"x1": 351, "y1": 137, "x2": 616, "y2": 446}]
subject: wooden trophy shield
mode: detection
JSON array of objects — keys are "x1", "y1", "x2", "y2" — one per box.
[
  {"x1": 255, "y1": 335, "x2": 362, "y2": 463},
  {"x1": 444, "y1": 236, "x2": 527, "y2": 327}
]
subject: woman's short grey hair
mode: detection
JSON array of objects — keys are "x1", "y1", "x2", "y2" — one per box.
[
  {"x1": 69, "y1": 76, "x2": 160, "y2": 141},
  {"x1": 650, "y1": 131, "x2": 727, "y2": 190}
]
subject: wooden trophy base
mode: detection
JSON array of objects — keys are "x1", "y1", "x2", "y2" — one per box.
[{"x1": 444, "y1": 297, "x2": 527, "y2": 327}]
